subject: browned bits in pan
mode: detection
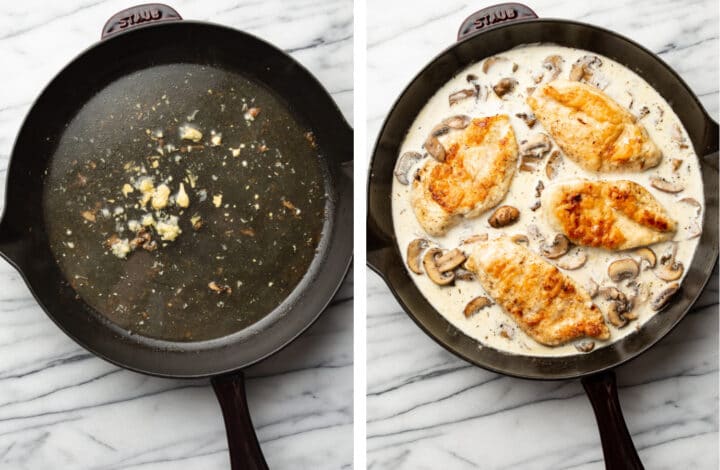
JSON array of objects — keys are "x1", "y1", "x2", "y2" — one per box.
[
  {"x1": 240, "y1": 228, "x2": 256, "y2": 237},
  {"x1": 304, "y1": 131, "x2": 318, "y2": 148},
  {"x1": 244, "y1": 107, "x2": 262, "y2": 120},
  {"x1": 81, "y1": 210, "x2": 97, "y2": 223}
]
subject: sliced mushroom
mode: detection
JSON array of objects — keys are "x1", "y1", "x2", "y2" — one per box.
[
  {"x1": 488, "y1": 205, "x2": 520, "y2": 228},
  {"x1": 442, "y1": 115, "x2": 471, "y2": 129},
  {"x1": 448, "y1": 88, "x2": 477, "y2": 106},
  {"x1": 423, "y1": 248, "x2": 456, "y2": 285},
  {"x1": 520, "y1": 133, "x2": 552, "y2": 158},
  {"x1": 540, "y1": 234, "x2": 570, "y2": 259},
  {"x1": 455, "y1": 268, "x2": 475, "y2": 281},
  {"x1": 423, "y1": 134, "x2": 445, "y2": 161},
  {"x1": 406, "y1": 238, "x2": 429, "y2": 275},
  {"x1": 515, "y1": 112, "x2": 536, "y2": 128},
  {"x1": 656, "y1": 247, "x2": 684, "y2": 281},
  {"x1": 608, "y1": 258, "x2": 639, "y2": 282},
  {"x1": 604, "y1": 290, "x2": 634, "y2": 328},
  {"x1": 607, "y1": 302, "x2": 628, "y2": 328},
  {"x1": 599, "y1": 286, "x2": 623, "y2": 301},
  {"x1": 435, "y1": 248, "x2": 467, "y2": 272},
  {"x1": 493, "y1": 78, "x2": 517, "y2": 97},
  {"x1": 650, "y1": 177, "x2": 684, "y2": 194},
  {"x1": 634, "y1": 247, "x2": 656, "y2": 270},
  {"x1": 585, "y1": 278, "x2": 599, "y2": 298},
  {"x1": 461, "y1": 233, "x2": 489, "y2": 244},
  {"x1": 575, "y1": 339, "x2": 595, "y2": 353},
  {"x1": 671, "y1": 124, "x2": 688, "y2": 149},
  {"x1": 557, "y1": 249, "x2": 588, "y2": 270},
  {"x1": 542, "y1": 55, "x2": 563, "y2": 80},
  {"x1": 651, "y1": 282, "x2": 680, "y2": 311},
  {"x1": 569, "y1": 55, "x2": 602, "y2": 83},
  {"x1": 482, "y1": 56, "x2": 508, "y2": 73},
  {"x1": 394, "y1": 151, "x2": 423, "y2": 185},
  {"x1": 671, "y1": 159, "x2": 683, "y2": 172},
  {"x1": 510, "y1": 234, "x2": 529, "y2": 245},
  {"x1": 430, "y1": 123, "x2": 450, "y2": 137},
  {"x1": 464, "y1": 296, "x2": 492, "y2": 317},
  {"x1": 679, "y1": 197, "x2": 701, "y2": 217},
  {"x1": 519, "y1": 162, "x2": 536, "y2": 172},
  {"x1": 687, "y1": 219, "x2": 702, "y2": 239},
  {"x1": 545, "y1": 150, "x2": 562, "y2": 179}
]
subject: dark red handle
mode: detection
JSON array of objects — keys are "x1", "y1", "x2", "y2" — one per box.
[
  {"x1": 457, "y1": 3, "x2": 538, "y2": 42},
  {"x1": 101, "y1": 3, "x2": 182, "y2": 39},
  {"x1": 211, "y1": 372, "x2": 269, "y2": 470},
  {"x1": 581, "y1": 371, "x2": 644, "y2": 470}
]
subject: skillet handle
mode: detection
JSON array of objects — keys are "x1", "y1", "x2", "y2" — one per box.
[
  {"x1": 581, "y1": 371, "x2": 644, "y2": 470},
  {"x1": 211, "y1": 372, "x2": 269, "y2": 470},
  {"x1": 457, "y1": 3, "x2": 537, "y2": 42},
  {"x1": 101, "y1": 3, "x2": 182, "y2": 39}
]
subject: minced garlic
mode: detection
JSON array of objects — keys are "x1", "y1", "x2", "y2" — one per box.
[
  {"x1": 156, "y1": 216, "x2": 182, "y2": 241},
  {"x1": 213, "y1": 194, "x2": 223, "y2": 208},
  {"x1": 141, "y1": 213, "x2": 155, "y2": 227},
  {"x1": 151, "y1": 184, "x2": 171, "y2": 210},
  {"x1": 176, "y1": 183, "x2": 190, "y2": 208},
  {"x1": 179, "y1": 125, "x2": 203, "y2": 142},
  {"x1": 110, "y1": 238, "x2": 131, "y2": 258},
  {"x1": 122, "y1": 183, "x2": 134, "y2": 197}
]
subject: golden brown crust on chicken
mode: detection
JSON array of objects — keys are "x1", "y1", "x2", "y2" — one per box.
[
  {"x1": 411, "y1": 115, "x2": 518, "y2": 235},
  {"x1": 542, "y1": 180, "x2": 676, "y2": 250},
  {"x1": 465, "y1": 237, "x2": 610, "y2": 346},
  {"x1": 527, "y1": 80, "x2": 661, "y2": 172}
]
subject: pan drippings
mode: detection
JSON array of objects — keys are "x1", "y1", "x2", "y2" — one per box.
[{"x1": 43, "y1": 64, "x2": 328, "y2": 341}]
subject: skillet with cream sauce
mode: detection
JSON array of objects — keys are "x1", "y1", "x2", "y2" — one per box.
[{"x1": 391, "y1": 44, "x2": 703, "y2": 357}]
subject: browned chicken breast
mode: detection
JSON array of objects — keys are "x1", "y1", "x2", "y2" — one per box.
[
  {"x1": 411, "y1": 115, "x2": 518, "y2": 236},
  {"x1": 464, "y1": 237, "x2": 610, "y2": 346},
  {"x1": 527, "y1": 80, "x2": 661, "y2": 172},
  {"x1": 542, "y1": 179, "x2": 676, "y2": 250}
]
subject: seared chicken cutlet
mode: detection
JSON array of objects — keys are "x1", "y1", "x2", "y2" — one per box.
[
  {"x1": 542, "y1": 179, "x2": 676, "y2": 250},
  {"x1": 411, "y1": 115, "x2": 518, "y2": 236},
  {"x1": 527, "y1": 80, "x2": 661, "y2": 172},
  {"x1": 464, "y1": 237, "x2": 610, "y2": 346}
]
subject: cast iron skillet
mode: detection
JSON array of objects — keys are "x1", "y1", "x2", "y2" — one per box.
[
  {"x1": 0, "y1": 4, "x2": 352, "y2": 469},
  {"x1": 367, "y1": 3, "x2": 718, "y2": 469}
]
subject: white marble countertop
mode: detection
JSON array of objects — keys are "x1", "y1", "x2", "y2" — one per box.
[
  {"x1": 0, "y1": 1, "x2": 352, "y2": 469},
  {"x1": 367, "y1": 1, "x2": 718, "y2": 469}
]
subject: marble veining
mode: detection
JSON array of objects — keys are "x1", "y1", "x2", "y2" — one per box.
[
  {"x1": 367, "y1": 0, "x2": 718, "y2": 468},
  {"x1": 0, "y1": 1, "x2": 352, "y2": 469}
]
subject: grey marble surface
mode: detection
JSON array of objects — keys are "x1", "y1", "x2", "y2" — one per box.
[
  {"x1": 0, "y1": 1, "x2": 352, "y2": 469},
  {"x1": 366, "y1": 0, "x2": 718, "y2": 469}
]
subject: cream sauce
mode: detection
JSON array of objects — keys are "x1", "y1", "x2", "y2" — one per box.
[{"x1": 391, "y1": 44, "x2": 703, "y2": 357}]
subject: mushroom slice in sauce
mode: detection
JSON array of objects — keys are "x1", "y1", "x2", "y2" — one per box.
[
  {"x1": 651, "y1": 282, "x2": 680, "y2": 311},
  {"x1": 515, "y1": 112, "x2": 536, "y2": 128},
  {"x1": 455, "y1": 268, "x2": 475, "y2": 281},
  {"x1": 510, "y1": 233, "x2": 529, "y2": 246},
  {"x1": 520, "y1": 133, "x2": 552, "y2": 159},
  {"x1": 395, "y1": 151, "x2": 423, "y2": 185},
  {"x1": 464, "y1": 296, "x2": 492, "y2": 317},
  {"x1": 493, "y1": 78, "x2": 517, "y2": 97},
  {"x1": 482, "y1": 56, "x2": 509, "y2": 73},
  {"x1": 423, "y1": 248, "x2": 456, "y2": 286},
  {"x1": 461, "y1": 233, "x2": 489, "y2": 245},
  {"x1": 448, "y1": 88, "x2": 477, "y2": 106},
  {"x1": 634, "y1": 247, "x2": 656, "y2": 270},
  {"x1": 442, "y1": 114, "x2": 472, "y2": 129},
  {"x1": 545, "y1": 150, "x2": 562, "y2": 179},
  {"x1": 406, "y1": 238, "x2": 429, "y2": 275},
  {"x1": 542, "y1": 55, "x2": 563, "y2": 80},
  {"x1": 569, "y1": 55, "x2": 603, "y2": 84},
  {"x1": 488, "y1": 205, "x2": 520, "y2": 228},
  {"x1": 650, "y1": 177, "x2": 684, "y2": 193},
  {"x1": 575, "y1": 339, "x2": 595, "y2": 353},
  {"x1": 656, "y1": 246, "x2": 684, "y2": 281},
  {"x1": 556, "y1": 248, "x2": 587, "y2": 270},
  {"x1": 679, "y1": 197, "x2": 702, "y2": 216},
  {"x1": 423, "y1": 134, "x2": 446, "y2": 161},
  {"x1": 540, "y1": 234, "x2": 570, "y2": 259},
  {"x1": 608, "y1": 258, "x2": 640, "y2": 282},
  {"x1": 435, "y1": 248, "x2": 467, "y2": 272}
]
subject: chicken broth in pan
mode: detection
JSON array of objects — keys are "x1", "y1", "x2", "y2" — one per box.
[
  {"x1": 392, "y1": 44, "x2": 703, "y2": 357},
  {"x1": 44, "y1": 64, "x2": 328, "y2": 341}
]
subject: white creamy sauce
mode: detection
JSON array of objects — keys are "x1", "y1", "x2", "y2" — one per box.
[{"x1": 391, "y1": 44, "x2": 703, "y2": 357}]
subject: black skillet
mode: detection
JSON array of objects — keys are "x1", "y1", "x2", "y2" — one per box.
[
  {"x1": 0, "y1": 4, "x2": 352, "y2": 469},
  {"x1": 367, "y1": 3, "x2": 718, "y2": 468}
]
